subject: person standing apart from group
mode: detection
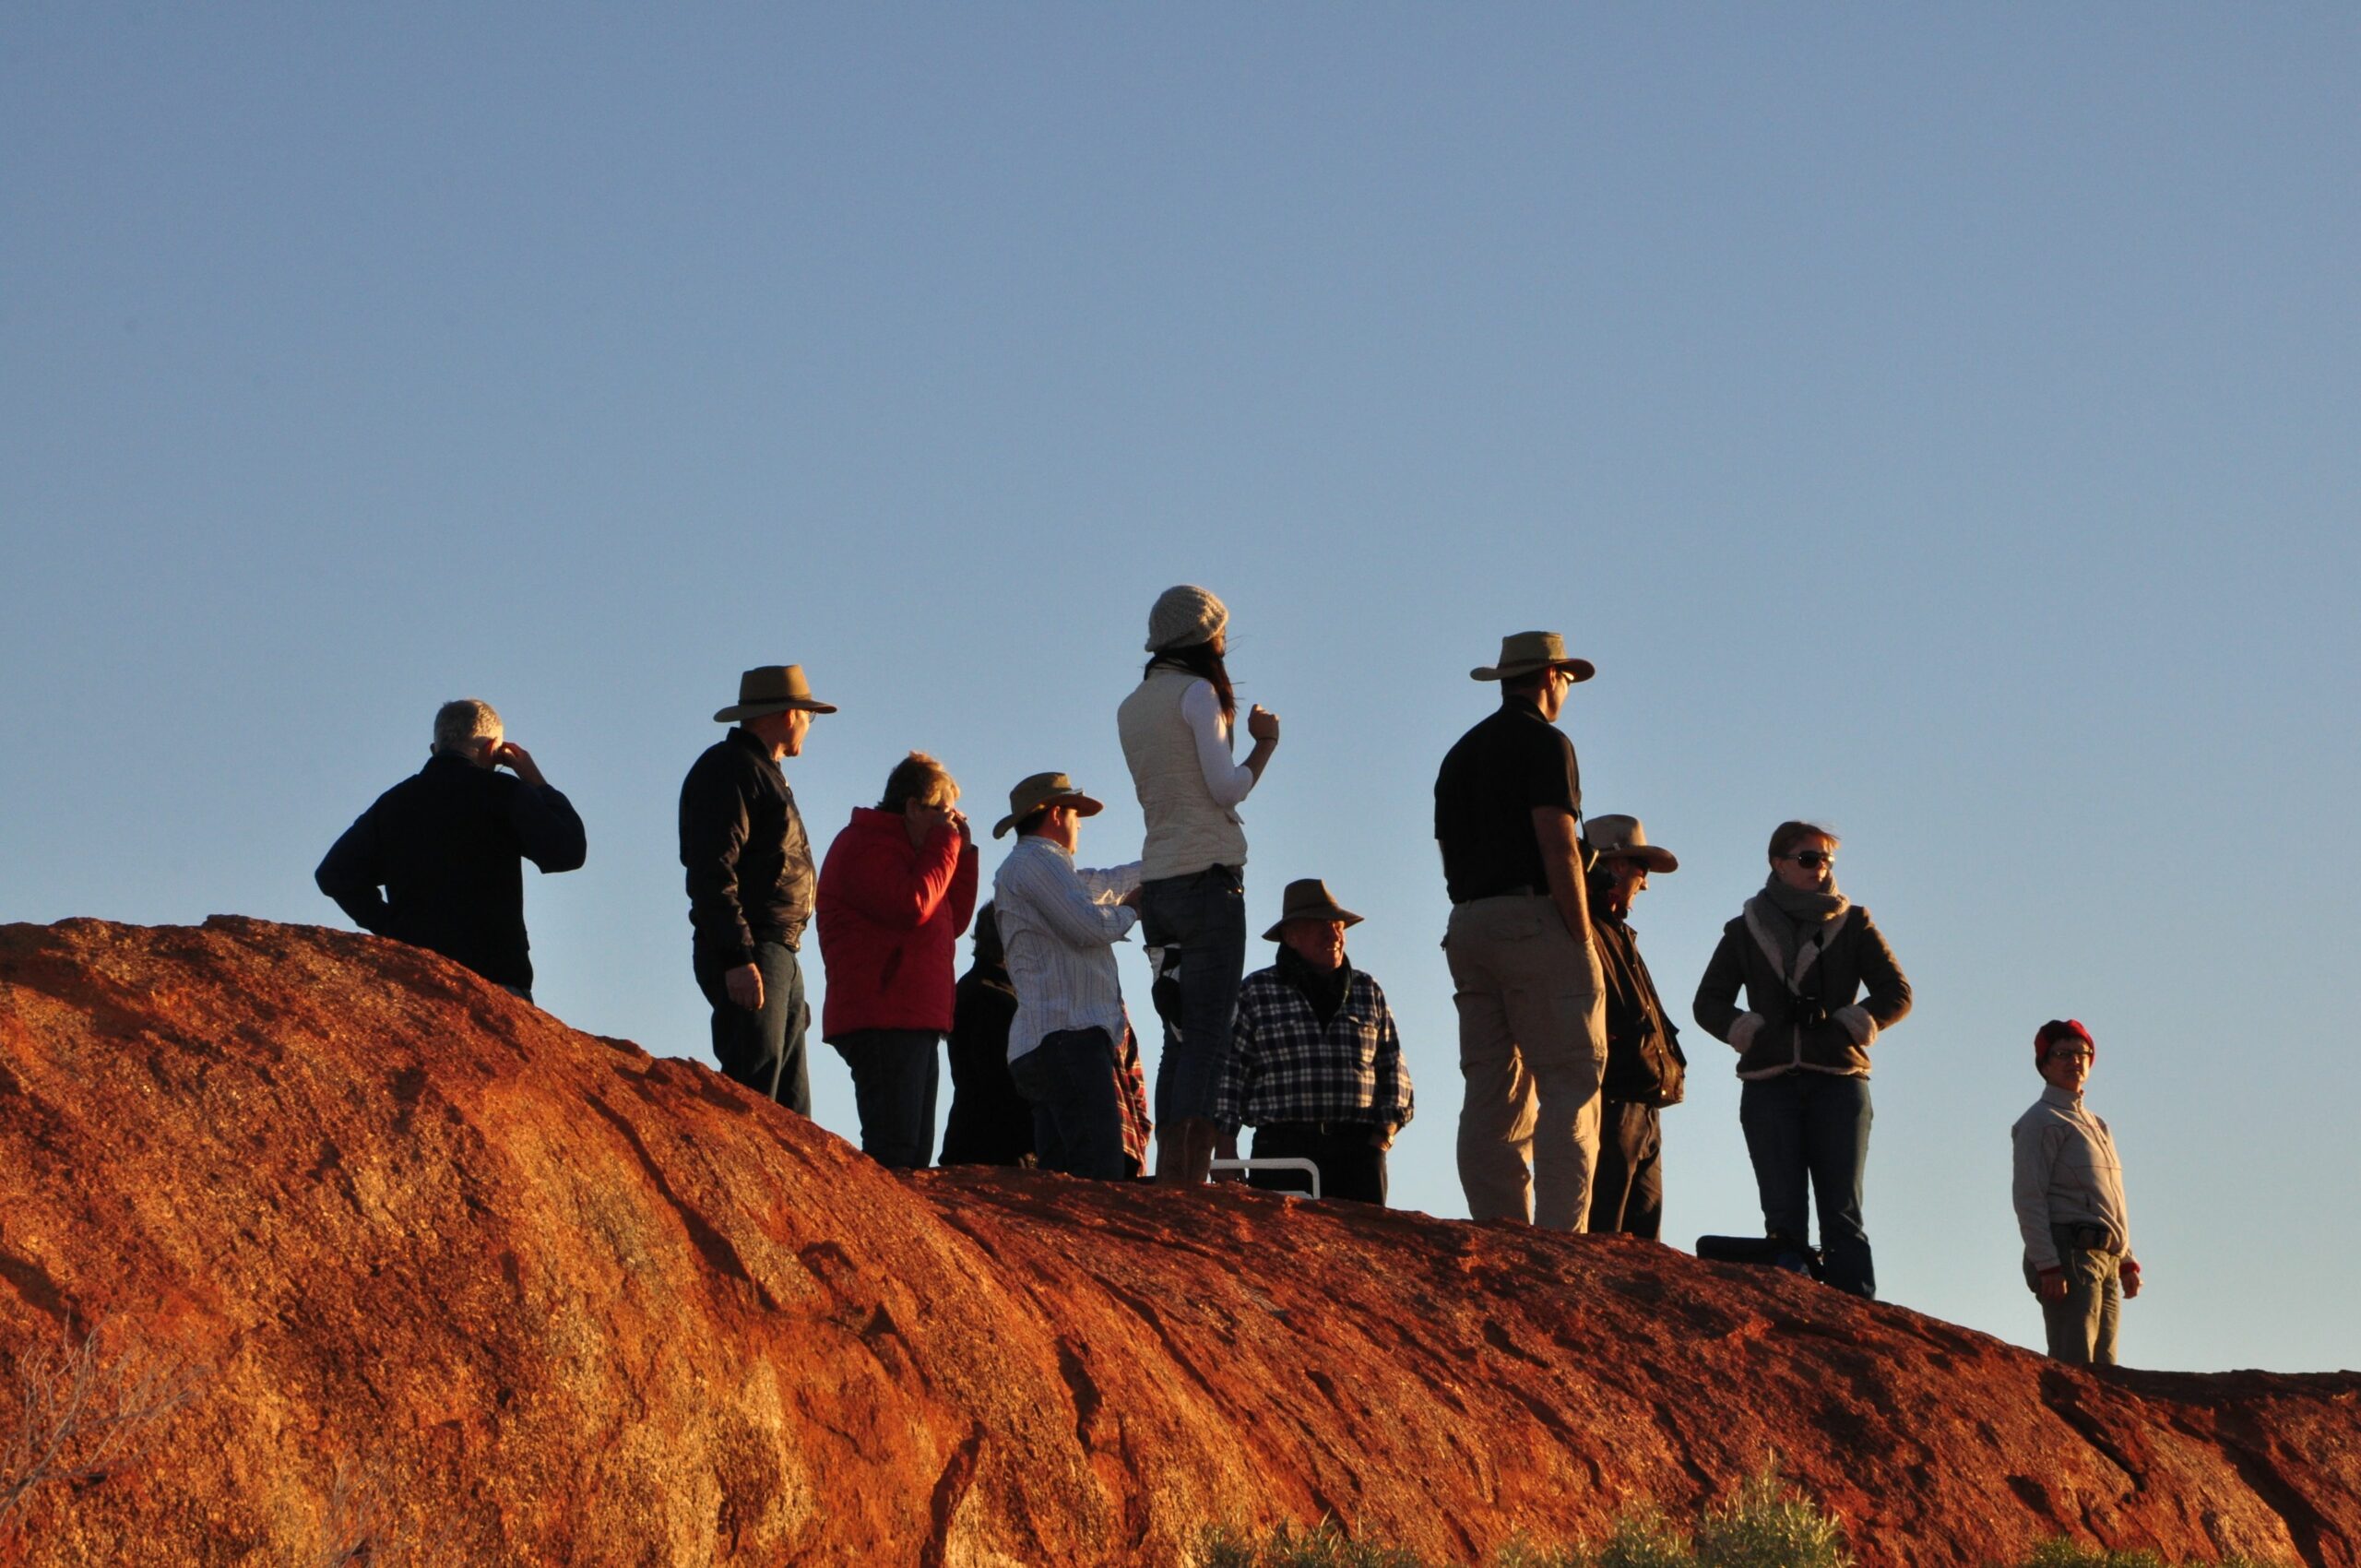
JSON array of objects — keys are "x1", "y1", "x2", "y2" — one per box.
[
  {"x1": 1582, "y1": 815, "x2": 1687, "y2": 1240},
  {"x1": 1693, "y1": 821, "x2": 1912, "y2": 1298},
  {"x1": 990, "y1": 772, "x2": 1147, "y2": 1180},
  {"x1": 814, "y1": 751, "x2": 979, "y2": 1170},
  {"x1": 2012, "y1": 1018, "x2": 2142, "y2": 1365},
  {"x1": 316, "y1": 698, "x2": 587, "y2": 1003},
  {"x1": 1214, "y1": 878, "x2": 1414, "y2": 1206},
  {"x1": 679, "y1": 665, "x2": 836, "y2": 1111},
  {"x1": 1118, "y1": 585, "x2": 1281, "y2": 1187},
  {"x1": 1433, "y1": 631, "x2": 1609, "y2": 1230}
]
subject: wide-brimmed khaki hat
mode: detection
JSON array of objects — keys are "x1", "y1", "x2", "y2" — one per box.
[
  {"x1": 992, "y1": 772, "x2": 1105, "y2": 838},
  {"x1": 1587, "y1": 814, "x2": 1678, "y2": 873},
  {"x1": 1262, "y1": 877, "x2": 1365, "y2": 941},
  {"x1": 1471, "y1": 630, "x2": 1596, "y2": 683},
  {"x1": 714, "y1": 665, "x2": 838, "y2": 722}
]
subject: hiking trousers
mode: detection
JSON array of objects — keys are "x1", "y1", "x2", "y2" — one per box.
[{"x1": 1445, "y1": 895, "x2": 1608, "y2": 1229}]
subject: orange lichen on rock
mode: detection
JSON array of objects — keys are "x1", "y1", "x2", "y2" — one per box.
[{"x1": 0, "y1": 918, "x2": 2353, "y2": 1565}]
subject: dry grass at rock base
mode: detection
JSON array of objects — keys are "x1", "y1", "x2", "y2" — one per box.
[{"x1": 1200, "y1": 1466, "x2": 2294, "y2": 1568}]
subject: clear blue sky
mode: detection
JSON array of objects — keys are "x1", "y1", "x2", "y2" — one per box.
[{"x1": 6, "y1": 7, "x2": 2355, "y2": 1372}]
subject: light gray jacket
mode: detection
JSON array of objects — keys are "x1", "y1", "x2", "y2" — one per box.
[{"x1": 2011, "y1": 1085, "x2": 2133, "y2": 1271}]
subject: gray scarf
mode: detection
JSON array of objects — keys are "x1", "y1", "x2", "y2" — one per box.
[{"x1": 1744, "y1": 874, "x2": 1852, "y2": 992}]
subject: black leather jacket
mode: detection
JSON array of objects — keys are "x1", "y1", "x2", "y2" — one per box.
[{"x1": 679, "y1": 727, "x2": 814, "y2": 962}]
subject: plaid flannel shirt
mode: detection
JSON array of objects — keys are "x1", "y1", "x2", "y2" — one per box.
[
  {"x1": 1214, "y1": 965, "x2": 1413, "y2": 1135},
  {"x1": 1116, "y1": 1015, "x2": 1153, "y2": 1174}
]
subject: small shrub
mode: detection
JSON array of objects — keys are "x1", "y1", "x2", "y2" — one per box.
[
  {"x1": 1586, "y1": 1505, "x2": 1694, "y2": 1568},
  {"x1": 0, "y1": 1315, "x2": 208, "y2": 1535},
  {"x1": 1200, "y1": 1517, "x2": 1431, "y2": 1568},
  {"x1": 1690, "y1": 1463, "x2": 1852, "y2": 1568}
]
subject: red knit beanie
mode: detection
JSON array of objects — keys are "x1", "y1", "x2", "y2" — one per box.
[{"x1": 2034, "y1": 1018, "x2": 2095, "y2": 1070}]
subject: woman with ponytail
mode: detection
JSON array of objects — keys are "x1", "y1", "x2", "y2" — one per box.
[{"x1": 1117, "y1": 585, "x2": 1282, "y2": 1185}]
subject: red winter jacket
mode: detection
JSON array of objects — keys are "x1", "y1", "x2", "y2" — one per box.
[{"x1": 815, "y1": 807, "x2": 979, "y2": 1039}]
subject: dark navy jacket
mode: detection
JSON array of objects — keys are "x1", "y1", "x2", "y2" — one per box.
[{"x1": 316, "y1": 752, "x2": 587, "y2": 992}]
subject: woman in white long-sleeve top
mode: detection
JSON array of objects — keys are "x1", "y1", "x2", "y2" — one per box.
[{"x1": 1117, "y1": 585, "x2": 1282, "y2": 1185}]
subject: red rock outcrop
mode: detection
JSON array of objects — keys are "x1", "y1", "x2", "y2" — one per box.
[{"x1": 0, "y1": 918, "x2": 2353, "y2": 1566}]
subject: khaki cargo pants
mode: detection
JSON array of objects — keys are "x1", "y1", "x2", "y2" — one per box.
[{"x1": 1446, "y1": 895, "x2": 1608, "y2": 1229}]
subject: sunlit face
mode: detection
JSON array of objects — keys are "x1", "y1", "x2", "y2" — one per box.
[
  {"x1": 1773, "y1": 832, "x2": 1837, "y2": 892},
  {"x1": 779, "y1": 707, "x2": 813, "y2": 757},
  {"x1": 2041, "y1": 1040, "x2": 2093, "y2": 1095},
  {"x1": 1040, "y1": 803, "x2": 1082, "y2": 851},
  {"x1": 1601, "y1": 859, "x2": 1649, "y2": 915},
  {"x1": 1535, "y1": 664, "x2": 1576, "y2": 720},
  {"x1": 1280, "y1": 919, "x2": 1347, "y2": 971}
]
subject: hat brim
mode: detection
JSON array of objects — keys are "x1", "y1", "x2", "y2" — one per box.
[
  {"x1": 991, "y1": 791, "x2": 1104, "y2": 839},
  {"x1": 714, "y1": 697, "x2": 838, "y2": 722},
  {"x1": 1471, "y1": 657, "x2": 1596, "y2": 683},
  {"x1": 1264, "y1": 908, "x2": 1364, "y2": 942},
  {"x1": 1595, "y1": 845, "x2": 1678, "y2": 873}
]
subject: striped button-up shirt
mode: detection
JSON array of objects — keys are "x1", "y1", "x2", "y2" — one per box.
[
  {"x1": 1213, "y1": 964, "x2": 1414, "y2": 1135},
  {"x1": 2011, "y1": 1084, "x2": 2132, "y2": 1270},
  {"x1": 991, "y1": 836, "x2": 1144, "y2": 1062}
]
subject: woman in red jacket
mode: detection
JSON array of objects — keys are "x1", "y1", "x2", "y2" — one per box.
[{"x1": 815, "y1": 752, "x2": 980, "y2": 1169}]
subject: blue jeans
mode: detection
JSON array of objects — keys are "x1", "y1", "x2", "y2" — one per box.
[
  {"x1": 1140, "y1": 865, "x2": 1247, "y2": 1125},
  {"x1": 1739, "y1": 1073, "x2": 1874, "y2": 1297},
  {"x1": 694, "y1": 940, "x2": 812, "y2": 1114},
  {"x1": 831, "y1": 1028, "x2": 941, "y2": 1170},
  {"x1": 1009, "y1": 1028, "x2": 1129, "y2": 1180}
]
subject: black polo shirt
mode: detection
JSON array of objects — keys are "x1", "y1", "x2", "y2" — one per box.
[{"x1": 1433, "y1": 695, "x2": 1582, "y2": 904}]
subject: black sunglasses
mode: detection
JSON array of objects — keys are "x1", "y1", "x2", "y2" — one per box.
[{"x1": 1785, "y1": 850, "x2": 1835, "y2": 870}]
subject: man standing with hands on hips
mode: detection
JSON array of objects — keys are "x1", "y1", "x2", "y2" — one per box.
[
  {"x1": 680, "y1": 664, "x2": 836, "y2": 1111},
  {"x1": 1433, "y1": 631, "x2": 1609, "y2": 1229}
]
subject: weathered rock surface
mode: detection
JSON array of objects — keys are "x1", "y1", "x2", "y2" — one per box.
[{"x1": 0, "y1": 918, "x2": 2354, "y2": 1566}]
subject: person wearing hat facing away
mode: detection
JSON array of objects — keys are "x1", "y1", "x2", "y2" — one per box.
[
  {"x1": 2013, "y1": 1019, "x2": 2142, "y2": 1365},
  {"x1": 1118, "y1": 584, "x2": 1283, "y2": 1188},
  {"x1": 1213, "y1": 879, "x2": 1413, "y2": 1206},
  {"x1": 316, "y1": 698, "x2": 587, "y2": 1003},
  {"x1": 1432, "y1": 630, "x2": 1608, "y2": 1229},
  {"x1": 679, "y1": 665, "x2": 836, "y2": 1112},
  {"x1": 814, "y1": 751, "x2": 979, "y2": 1170},
  {"x1": 1581, "y1": 815, "x2": 1688, "y2": 1240},
  {"x1": 1693, "y1": 820, "x2": 1912, "y2": 1298},
  {"x1": 990, "y1": 773, "x2": 1147, "y2": 1180}
]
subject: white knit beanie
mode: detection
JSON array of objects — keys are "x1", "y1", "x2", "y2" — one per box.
[{"x1": 1145, "y1": 584, "x2": 1228, "y2": 653}]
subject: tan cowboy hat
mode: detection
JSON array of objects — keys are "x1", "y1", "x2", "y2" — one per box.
[
  {"x1": 991, "y1": 772, "x2": 1105, "y2": 838},
  {"x1": 1262, "y1": 877, "x2": 1365, "y2": 941},
  {"x1": 714, "y1": 665, "x2": 837, "y2": 722},
  {"x1": 1587, "y1": 814, "x2": 1678, "y2": 873},
  {"x1": 1470, "y1": 630, "x2": 1596, "y2": 683}
]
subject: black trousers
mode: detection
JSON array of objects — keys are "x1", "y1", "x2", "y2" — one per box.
[
  {"x1": 831, "y1": 1028, "x2": 942, "y2": 1170},
  {"x1": 1248, "y1": 1122, "x2": 1388, "y2": 1206},
  {"x1": 1587, "y1": 1099, "x2": 1664, "y2": 1239}
]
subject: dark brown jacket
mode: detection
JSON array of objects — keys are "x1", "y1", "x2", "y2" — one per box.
[
  {"x1": 1692, "y1": 898, "x2": 1911, "y2": 1078},
  {"x1": 1595, "y1": 912, "x2": 1685, "y2": 1106}
]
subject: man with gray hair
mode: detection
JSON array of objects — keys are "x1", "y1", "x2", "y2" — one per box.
[{"x1": 316, "y1": 698, "x2": 587, "y2": 1002}]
